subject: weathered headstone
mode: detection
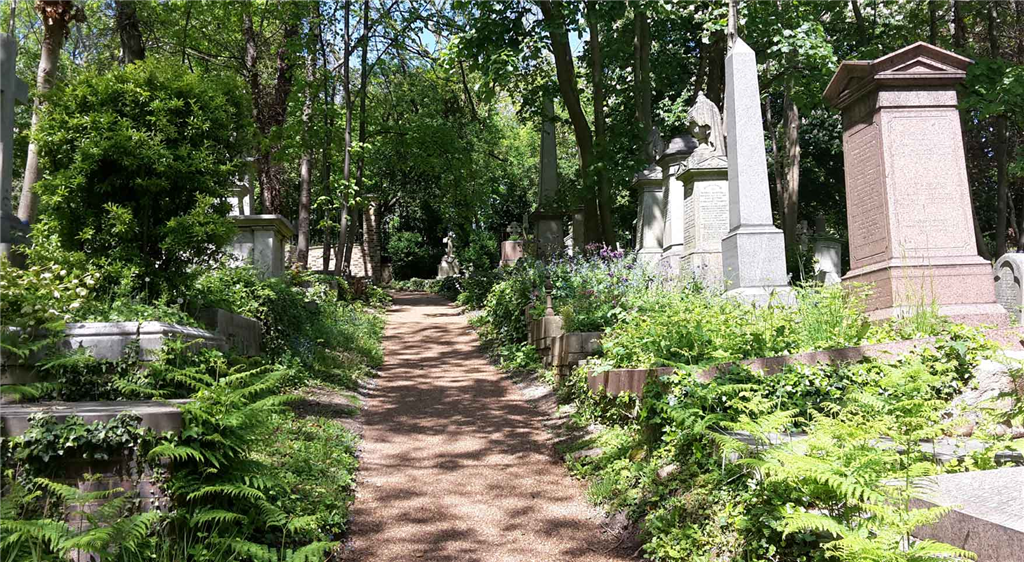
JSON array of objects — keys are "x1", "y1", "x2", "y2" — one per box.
[
  {"x1": 994, "y1": 253, "x2": 1024, "y2": 323},
  {"x1": 0, "y1": 34, "x2": 31, "y2": 264},
  {"x1": 632, "y1": 164, "x2": 663, "y2": 264},
  {"x1": 721, "y1": 39, "x2": 793, "y2": 304},
  {"x1": 812, "y1": 216, "x2": 843, "y2": 285},
  {"x1": 532, "y1": 97, "x2": 563, "y2": 260},
  {"x1": 657, "y1": 135, "x2": 697, "y2": 275},
  {"x1": 678, "y1": 92, "x2": 729, "y2": 283},
  {"x1": 500, "y1": 223, "x2": 524, "y2": 266},
  {"x1": 228, "y1": 214, "x2": 295, "y2": 278},
  {"x1": 824, "y1": 42, "x2": 1006, "y2": 324}
]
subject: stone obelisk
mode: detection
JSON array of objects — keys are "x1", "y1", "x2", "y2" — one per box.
[
  {"x1": 533, "y1": 97, "x2": 563, "y2": 260},
  {"x1": 0, "y1": 34, "x2": 31, "y2": 265},
  {"x1": 720, "y1": 38, "x2": 792, "y2": 304}
]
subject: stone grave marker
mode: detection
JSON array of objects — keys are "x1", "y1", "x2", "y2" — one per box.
[
  {"x1": 994, "y1": 253, "x2": 1024, "y2": 323},
  {"x1": 657, "y1": 135, "x2": 697, "y2": 275},
  {"x1": 824, "y1": 42, "x2": 1006, "y2": 324},
  {"x1": 678, "y1": 92, "x2": 729, "y2": 284},
  {"x1": 0, "y1": 33, "x2": 31, "y2": 264},
  {"x1": 632, "y1": 164, "x2": 663, "y2": 264},
  {"x1": 532, "y1": 97, "x2": 563, "y2": 260},
  {"x1": 721, "y1": 38, "x2": 793, "y2": 304},
  {"x1": 812, "y1": 216, "x2": 843, "y2": 285}
]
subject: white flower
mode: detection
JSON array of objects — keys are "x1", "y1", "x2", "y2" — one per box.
[
  {"x1": 41, "y1": 273, "x2": 53, "y2": 279},
  {"x1": 59, "y1": 270, "x2": 67, "y2": 277},
  {"x1": 76, "y1": 288, "x2": 88, "y2": 296},
  {"x1": 52, "y1": 291, "x2": 60, "y2": 298},
  {"x1": 69, "y1": 302, "x2": 81, "y2": 309},
  {"x1": 20, "y1": 305, "x2": 32, "y2": 314}
]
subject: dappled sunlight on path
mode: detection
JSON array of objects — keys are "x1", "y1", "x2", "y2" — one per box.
[{"x1": 341, "y1": 293, "x2": 629, "y2": 562}]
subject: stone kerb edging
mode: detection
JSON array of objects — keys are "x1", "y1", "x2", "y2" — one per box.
[{"x1": 589, "y1": 326, "x2": 1024, "y2": 398}]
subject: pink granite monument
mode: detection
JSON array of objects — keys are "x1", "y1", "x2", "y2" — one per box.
[{"x1": 824, "y1": 43, "x2": 1006, "y2": 324}]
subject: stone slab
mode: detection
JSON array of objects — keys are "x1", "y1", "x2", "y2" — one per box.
[
  {"x1": 1, "y1": 322, "x2": 225, "y2": 385},
  {"x1": 911, "y1": 466, "x2": 1024, "y2": 561},
  {"x1": 229, "y1": 214, "x2": 295, "y2": 278},
  {"x1": 0, "y1": 400, "x2": 189, "y2": 436},
  {"x1": 198, "y1": 308, "x2": 261, "y2": 357},
  {"x1": 994, "y1": 253, "x2": 1024, "y2": 324}
]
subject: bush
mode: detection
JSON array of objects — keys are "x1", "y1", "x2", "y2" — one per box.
[
  {"x1": 388, "y1": 231, "x2": 438, "y2": 280},
  {"x1": 32, "y1": 59, "x2": 251, "y2": 296}
]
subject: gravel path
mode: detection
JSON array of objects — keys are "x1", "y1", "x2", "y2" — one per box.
[{"x1": 341, "y1": 292, "x2": 630, "y2": 561}]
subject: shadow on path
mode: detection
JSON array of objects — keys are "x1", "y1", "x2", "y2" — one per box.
[{"x1": 340, "y1": 293, "x2": 631, "y2": 561}]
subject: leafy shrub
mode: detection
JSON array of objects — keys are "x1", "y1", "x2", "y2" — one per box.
[
  {"x1": 548, "y1": 248, "x2": 660, "y2": 332},
  {"x1": 455, "y1": 229, "x2": 499, "y2": 273},
  {"x1": 480, "y1": 262, "x2": 540, "y2": 346},
  {"x1": 387, "y1": 231, "x2": 438, "y2": 280},
  {"x1": 32, "y1": 59, "x2": 251, "y2": 296}
]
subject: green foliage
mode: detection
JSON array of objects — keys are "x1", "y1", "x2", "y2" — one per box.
[
  {"x1": 387, "y1": 231, "x2": 437, "y2": 280},
  {"x1": 32, "y1": 59, "x2": 250, "y2": 296},
  {"x1": 191, "y1": 264, "x2": 384, "y2": 387},
  {"x1": 479, "y1": 262, "x2": 541, "y2": 346}
]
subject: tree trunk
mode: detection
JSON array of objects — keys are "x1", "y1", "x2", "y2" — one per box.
[
  {"x1": 782, "y1": 89, "x2": 800, "y2": 250},
  {"x1": 633, "y1": 3, "x2": 652, "y2": 143},
  {"x1": 766, "y1": 94, "x2": 785, "y2": 222},
  {"x1": 296, "y1": 40, "x2": 317, "y2": 270},
  {"x1": 537, "y1": 0, "x2": 602, "y2": 246},
  {"x1": 336, "y1": 0, "x2": 353, "y2": 277},
  {"x1": 705, "y1": 31, "x2": 726, "y2": 109},
  {"x1": 851, "y1": 0, "x2": 866, "y2": 41},
  {"x1": 990, "y1": 2, "x2": 1009, "y2": 257},
  {"x1": 586, "y1": 2, "x2": 613, "y2": 246},
  {"x1": 351, "y1": 0, "x2": 370, "y2": 270},
  {"x1": 953, "y1": 0, "x2": 966, "y2": 51},
  {"x1": 114, "y1": 0, "x2": 144, "y2": 65},
  {"x1": 18, "y1": 1, "x2": 79, "y2": 224},
  {"x1": 928, "y1": 1, "x2": 940, "y2": 44}
]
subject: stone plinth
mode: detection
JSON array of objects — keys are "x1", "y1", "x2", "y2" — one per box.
[
  {"x1": 722, "y1": 39, "x2": 792, "y2": 304},
  {"x1": 910, "y1": 467, "x2": 1024, "y2": 561},
  {"x1": 633, "y1": 165, "x2": 664, "y2": 264},
  {"x1": 679, "y1": 155, "x2": 729, "y2": 284},
  {"x1": 229, "y1": 214, "x2": 295, "y2": 278},
  {"x1": 824, "y1": 42, "x2": 1005, "y2": 324},
  {"x1": 198, "y1": 309, "x2": 261, "y2": 356},
  {"x1": 500, "y1": 240, "x2": 524, "y2": 267},
  {"x1": 657, "y1": 136, "x2": 698, "y2": 275},
  {"x1": 813, "y1": 236, "x2": 844, "y2": 285},
  {"x1": 994, "y1": 253, "x2": 1024, "y2": 323},
  {"x1": 532, "y1": 211, "x2": 564, "y2": 261}
]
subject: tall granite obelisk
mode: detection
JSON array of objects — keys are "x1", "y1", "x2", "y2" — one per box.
[
  {"x1": 720, "y1": 38, "x2": 792, "y2": 304},
  {"x1": 533, "y1": 97, "x2": 563, "y2": 260}
]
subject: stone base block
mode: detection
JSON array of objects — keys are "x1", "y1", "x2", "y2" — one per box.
[
  {"x1": 845, "y1": 257, "x2": 1008, "y2": 326},
  {"x1": 682, "y1": 251, "x2": 724, "y2": 287},
  {"x1": 500, "y1": 241, "x2": 524, "y2": 267},
  {"x1": 724, "y1": 286, "x2": 796, "y2": 307},
  {"x1": 721, "y1": 224, "x2": 790, "y2": 297},
  {"x1": 229, "y1": 214, "x2": 295, "y2": 278},
  {"x1": 911, "y1": 466, "x2": 1024, "y2": 561},
  {"x1": 551, "y1": 332, "x2": 602, "y2": 378},
  {"x1": 199, "y1": 309, "x2": 261, "y2": 356}
]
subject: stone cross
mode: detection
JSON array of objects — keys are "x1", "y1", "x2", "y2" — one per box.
[
  {"x1": 506, "y1": 222, "x2": 523, "y2": 239},
  {"x1": 1, "y1": 34, "x2": 30, "y2": 262},
  {"x1": 720, "y1": 38, "x2": 792, "y2": 304}
]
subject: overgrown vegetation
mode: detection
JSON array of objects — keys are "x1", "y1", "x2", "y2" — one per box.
[{"x1": 467, "y1": 248, "x2": 1021, "y2": 562}]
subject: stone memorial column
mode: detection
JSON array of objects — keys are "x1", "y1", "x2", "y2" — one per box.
[
  {"x1": 0, "y1": 34, "x2": 30, "y2": 265},
  {"x1": 657, "y1": 136, "x2": 697, "y2": 275},
  {"x1": 824, "y1": 42, "x2": 1005, "y2": 324},
  {"x1": 532, "y1": 97, "x2": 563, "y2": 261},
  {"x1": 632, "y1": 164, "x2": 663, "y2": 265},
  {"x1": 721, "y1": 39, "x2": 793, "y2": 304}
]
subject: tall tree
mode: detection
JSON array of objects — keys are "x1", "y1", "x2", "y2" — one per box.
[
  {"x1": 17, "y1": 0, "x2": 84, "y2": 224},
  {"x1": 114, "y1": 0, "x2": 144, "y2": 65},
  {"x1": 990, "y1": 2, "x2": 1010, "y2": 256},
  {"x1": 633, "y1": 2, "x2": 652, "y2": 146},
  {"x1": 296, "y1": 22, "x2": 318, "y2": 270},
  {"x1": 585, "y1": 1, "x2": 613, "y2": 245},
  {"x1": 335, "y1": 0, "x2": 353, "y2": 277}
]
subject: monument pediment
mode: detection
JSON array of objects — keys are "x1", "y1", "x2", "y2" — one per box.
[{"x1": 824, "y1": 42, "x2": 972, "y2": 108}]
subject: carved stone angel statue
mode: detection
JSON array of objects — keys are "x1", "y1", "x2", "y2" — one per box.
[
  {"x1": 644, "y1": 126, "x2": 665, "y2": 164},
  {"x1": 686, "y1": 92, "x2": 726, "y2": 159}
]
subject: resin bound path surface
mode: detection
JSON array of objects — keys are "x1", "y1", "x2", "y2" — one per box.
[{"x1": 341, "y1": 292, "x2": 630, "y2": 562}]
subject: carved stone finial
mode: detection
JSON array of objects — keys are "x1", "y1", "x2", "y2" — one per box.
[{"x1": 686, "y1": 92, "x2": 726, "y2": 158}]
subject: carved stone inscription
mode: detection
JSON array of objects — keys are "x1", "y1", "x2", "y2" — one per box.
[
  {"x1": 845, "y1": 123, "x2": 888, "y2": 267},
  {"x1": 699, "y1": 183, "x2": 729, "y2": 250},
  {"x1": 885, "y1": 112, "x2": 974, "y2": 257},
  {"x1": 683, "y1": 195, "x2": 696, "y2": 252}
]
